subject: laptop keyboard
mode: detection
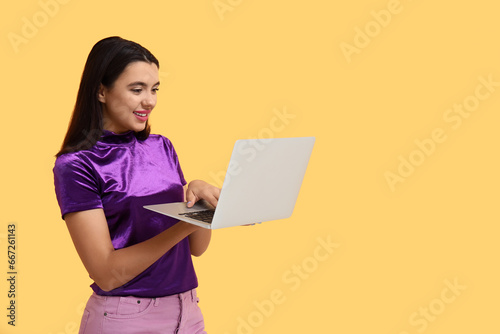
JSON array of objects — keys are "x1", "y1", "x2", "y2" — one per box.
[{"x1": 179, "y1": 210, "x2": 215, "y2": 224}]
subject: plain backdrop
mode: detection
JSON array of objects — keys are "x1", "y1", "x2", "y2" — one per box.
[{"x1": 1, "y1": 0, "x2": 499, "y2": 333}]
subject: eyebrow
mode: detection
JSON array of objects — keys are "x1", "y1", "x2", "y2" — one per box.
[{"x1": 127, "y1": 81, "x2": 160, "y2": 87}]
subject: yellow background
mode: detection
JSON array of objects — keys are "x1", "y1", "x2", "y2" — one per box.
[{"x1": 1, "y1": 0, "x2": 499, "y2": 333}]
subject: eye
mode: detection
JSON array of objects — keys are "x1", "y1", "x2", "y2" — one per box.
[
  {"x1": 131, "y1": 88, "x2": 142, "y2": 94},
  {"x1": 152, "y1": 87, "x2": 160, "y2": 93}
]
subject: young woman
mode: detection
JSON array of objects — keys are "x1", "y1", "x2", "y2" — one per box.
[{"x1": 53, "y1": 36, "x2": 218, "y2": 333}]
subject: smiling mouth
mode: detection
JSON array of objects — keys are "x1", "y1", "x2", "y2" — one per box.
[{"x1": 133, "y1": 109, "x2": 151, "y2": 117}]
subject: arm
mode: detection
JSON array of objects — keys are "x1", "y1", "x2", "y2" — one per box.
[
  {"x1": 184, "y1": 180, "x2": 220, "y2": 256},
  {"x1": 65, "y1": 208, "x2": 201, "y2": 292}
]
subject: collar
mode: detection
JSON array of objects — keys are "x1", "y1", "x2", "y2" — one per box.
[{"x1": 98, "y1": 129, "x2": 136, "y2": 145}]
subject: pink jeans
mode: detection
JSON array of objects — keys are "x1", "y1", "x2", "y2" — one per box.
[{"x1": 79, "y1": 289, "x2": 206, "y2": 334}]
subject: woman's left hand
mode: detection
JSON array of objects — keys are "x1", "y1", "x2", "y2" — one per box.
[{"x1": 185, "y1": 180, "x2": 221, "y2": 208}]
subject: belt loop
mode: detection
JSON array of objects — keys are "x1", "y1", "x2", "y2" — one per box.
[
  {"x1": 191, "y1": 289, "x2": 195, "y2": 302},
  {"x1": 154, "y1": 297, "x2": 159, "y2": 306}
]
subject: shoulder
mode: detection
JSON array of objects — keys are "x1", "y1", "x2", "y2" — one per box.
[
  {"x1": 145, "y1": 133, "x2": 172, "y2": 144},
  {"x1": 54, "y1": 151, "x2": 83, "y2": 169},
  {"x1": 141, "y1": 133, "x2": 176, "y2": 150},
  {"x1": 53, "y1": 151, "x2": 95, "y2": 177}
]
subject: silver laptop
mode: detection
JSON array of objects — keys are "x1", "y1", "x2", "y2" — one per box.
[{"x1": 143, "y1": 137, "x2": 315, "y2": 229}]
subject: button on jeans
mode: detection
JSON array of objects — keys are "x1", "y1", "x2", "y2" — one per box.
[{"x1": 79, "y1": 289, "x2": 206, "y2": 334}]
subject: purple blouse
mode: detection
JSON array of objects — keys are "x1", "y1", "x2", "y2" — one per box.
[{"x1": 53, "y1": 130, "x2": 197, "y2": 297}]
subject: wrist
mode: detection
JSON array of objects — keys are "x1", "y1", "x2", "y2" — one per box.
[{"x1": 176, "y1": 221, "x2": 201, "y2": 233}]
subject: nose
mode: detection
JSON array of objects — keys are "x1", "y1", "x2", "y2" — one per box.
[{"x1": 142, "y1": 92, "x2": 156, "y2": 110}]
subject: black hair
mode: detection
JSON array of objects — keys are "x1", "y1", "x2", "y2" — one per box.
[{"x1": 56, "y1": 36, "x2": 159, "y2": 157}]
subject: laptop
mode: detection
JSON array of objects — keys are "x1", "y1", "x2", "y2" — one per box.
[{"x1": 143, "y1": 137, "x2": 315, "y2": 229}]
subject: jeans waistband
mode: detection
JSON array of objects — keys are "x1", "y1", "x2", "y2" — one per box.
[{"x1": 92, "y1": 288, "x2": 197, "y2": 307}]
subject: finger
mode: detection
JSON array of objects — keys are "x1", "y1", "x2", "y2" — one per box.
[
  {"x1": 214, "y1": 187, "x2": 221, "y2": 200},
  {"x1": 185, "y1": 189, "x2": 198, "y2": 208},
  {"x1": 242, "y1": 222, "x2": 261, "y2": 226},
  {"x1": 205, "y1": 194, "x2": 218, "y2": 208},
  {"x1": 196, "y1": 187, "x2": 219, "y2": 208}
]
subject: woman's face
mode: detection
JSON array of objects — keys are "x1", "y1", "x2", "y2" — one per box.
[{"x1": 99, "y1": 61, "x2": 160, "y2": 134}]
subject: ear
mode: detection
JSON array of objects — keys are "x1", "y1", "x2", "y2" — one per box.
[{"x1": 97, "y1": 84, "x2": 106, "y2": 103}]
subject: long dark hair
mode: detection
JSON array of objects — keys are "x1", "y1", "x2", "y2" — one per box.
[{"x1": 56, "y1": 36, "x2": 159, "y2": 157}]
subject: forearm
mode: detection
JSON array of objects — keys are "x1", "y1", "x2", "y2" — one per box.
[
  {"x1": 188, "y1": 228, "x2": 212, "y2": 256},
  {"x1": 97, "y1": 221, "x2": 199, "y2": 291}
]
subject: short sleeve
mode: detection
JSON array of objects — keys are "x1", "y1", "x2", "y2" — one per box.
[
  {"x1": 162, "y1": 137, "x2": 187, "y2": 186},
  {"x1": 53, "y1": 153, "x2": 103, "y2": 219}
]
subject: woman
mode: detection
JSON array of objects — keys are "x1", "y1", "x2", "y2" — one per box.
[{"x1": 53, "y1": 36, "x2": 218, "y2": 333}]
